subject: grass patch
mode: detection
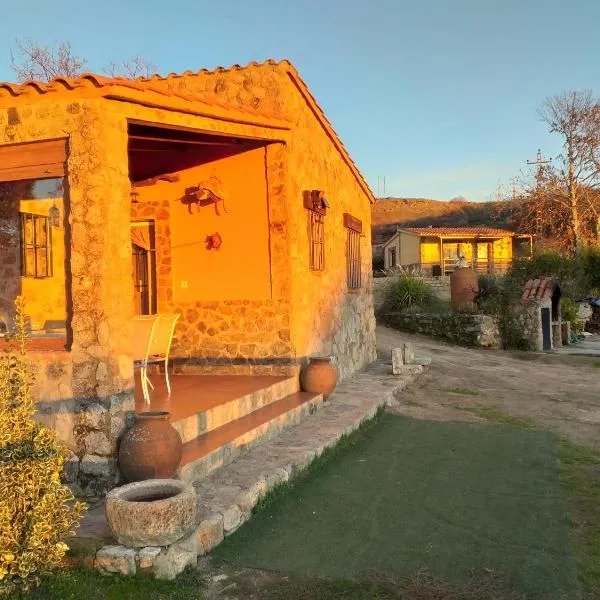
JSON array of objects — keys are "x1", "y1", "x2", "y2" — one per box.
[
  {"x1": 458, "y1": 407, "x2": 537, "y2": 429},
  {"x1": 445, "y1": 387, "x2": 480, "y2": 396},
  {"x1": 453, "y1": 406, "x2": 600, "y2": 597},
  {"x1": 260, "y1": 571, "x2": 525, "y2": 600},
  {"x1": 214, "y1": 413, "x2": 578, "y2": 598},
  {"x1": 557, "y1": 439, "x2": 600, "y2": 598},
  {"x1": 12, "y1": 566, "x2": 204, "y2": 600}
]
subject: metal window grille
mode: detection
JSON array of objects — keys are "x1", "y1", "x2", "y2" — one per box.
[
  {"x1": 309, "y1": 210, "x2": 325, "y2": 270},
  {"x1": 346, "y1": 228, "x2": 361, "y2": 289},
  {"x1": 20, "y1": 213, "x2": 52, "y2": 278}
]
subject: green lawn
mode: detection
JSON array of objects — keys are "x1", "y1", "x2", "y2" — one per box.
[{"x1": 214, "y1": 413, "x2": 580, "y2": 599}]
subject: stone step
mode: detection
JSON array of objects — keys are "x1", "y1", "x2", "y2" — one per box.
[
  {"x1": 171, "y1": 376, "x2": 298, "y2": 444},
  {"x1": 178, "y1": 391, "x2": 323, "y2": 482}
]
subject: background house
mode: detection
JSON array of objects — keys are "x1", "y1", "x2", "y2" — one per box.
[
  {"x1": 0, "y1": 59, "x2": 377, "y2": 495},
  {"x1": 382, "y1": 226, "x2": 533, "y2": 275}
]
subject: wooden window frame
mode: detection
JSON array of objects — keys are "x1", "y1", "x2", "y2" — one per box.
[
  {"x1": 21, "y1": 212, "x2": 53, "y2": 278},
  {"x1": 344, "y1": 213, "x2": 362, "y2": 290}
]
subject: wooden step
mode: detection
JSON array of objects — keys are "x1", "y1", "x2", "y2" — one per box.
[{"x1": 178, "y1": 391, "x2": 323, "y2": 483}]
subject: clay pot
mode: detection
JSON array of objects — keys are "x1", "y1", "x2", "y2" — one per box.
[
  {"x1": 106, "y1": 479, "x2": 196, "y2": 547},
  {"x1": 118, "y1": 411, "x2": 182, "y2": 482},
  {"x1": 450, "y1": 267, "x2": 479, "y2": 311},
  {"x1": 300, "y1": 356, "x2": 337, "y2": 400}
]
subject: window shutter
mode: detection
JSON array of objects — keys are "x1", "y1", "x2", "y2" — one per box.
[{"x1": 0, "y1": 138, "x2": 68, "y2": 182}]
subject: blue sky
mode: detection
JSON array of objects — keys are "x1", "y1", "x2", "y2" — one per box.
[{"x1": 1, "y1": 0, "x2": 598, "y2": 201}]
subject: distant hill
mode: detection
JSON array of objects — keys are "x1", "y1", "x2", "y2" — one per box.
[{"x1": 371, "y1": 197, "x2": 511, "y2": 246}]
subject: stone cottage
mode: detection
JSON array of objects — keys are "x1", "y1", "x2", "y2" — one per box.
[{"x1": 0, "y1": 59, "x2": 377, "y2": 496}]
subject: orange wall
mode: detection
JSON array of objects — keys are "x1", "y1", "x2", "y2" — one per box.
[
  {"x1": 169, "y1": 148, "x2": 271, "y2": 302},
  {"x1": 137, "y1": 147, "x2": 272, "y2": 303}
]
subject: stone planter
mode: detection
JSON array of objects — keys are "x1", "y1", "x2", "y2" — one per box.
[
  {"x1": 300, "y1": 356, "x2": 337, "y2": 400},
  {"x1": 105, "y1": 479, "x2": 196, "y2": 548},
  {"x1": 118, "y1": 411, "x2": 182, "y2": 482}
]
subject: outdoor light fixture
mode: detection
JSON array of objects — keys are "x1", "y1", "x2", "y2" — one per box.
[
  {"x1": 130, "y1": 186, "x2": 140, "y2": 203},
  {"x1": 48, "y1": 203, "x2": 60, "y2": 227},
  {"x1": 205, "y1": 232, "x2": 223, "y2": 251},
  {"x1": 303, "y1": 190, "x2": 329, "y2": 215}
]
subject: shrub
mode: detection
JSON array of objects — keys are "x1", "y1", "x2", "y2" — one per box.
[
  {"x1": 580, "y1": 246, "x2": 600, "y2": 293},
  {"x1": 393, "y1": 275, "x2": 433, "y2": 310},
  {"x1": 474, "y1": 274, "x2": 502, "y2": 313},
  {"x1": 0, "y1": 298, "x2": 86, "y2": 596},
  {"x1": 507, "y1": 251, "x2": 589, "y2": 299},
  {"x1": 476, "y1": 275, "x2": 536, "y2": 350},
  {"x1": 561, "y1": 298, "x2": 583, "y2": 333}
]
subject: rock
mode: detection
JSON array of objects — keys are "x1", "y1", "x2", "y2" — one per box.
[
  {"x1": 84, "y1": 431, "x2": 112, "y2": 455},
  {"x1": 222, "y1": 504, "x2": 243, "y2": 534},
  {"x1": 153, "y1": 544, "x2": 197, "y2": 580},
  {"x1": 95, "y1": 545, "x2": 137, "y2": 575},
  {"x1": 196, "y1": 514, "x2": 224, "y2": 554},
  {"x1": 391, "y1": 348, "x2": 404, "y2": 374},
  {"x1": 137, "y1": 547, "x2": 161, "y2": 570},
  {"x1": 79, "y1": 455, "x2": 114, "y2": 477},
  {"x1": 403, "y1": 343, "x2": 415, "y2": 365},
  {"x1": 78, "y1": 404, "x2": 107, "y2": 430},
  {"x1": 392, "y1": 365, "x2": 423, "y2": 376},
  {"x1": 105, "y1": 479, "x2": 196, "y2": 547},
  {"x1": 109, "y1": 416, "x2": 126, "y2": 443}
]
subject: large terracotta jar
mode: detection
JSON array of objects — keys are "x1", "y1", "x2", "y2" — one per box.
[
  {"x1": 450, "y1": 267, "x2": 479, "y2": 311},
  {"x1": 118, "y1": 411, "x2": 183, "y2": 482},
  {"x1": 300, "y1": 356, "x2": 338, "y2": 400}
]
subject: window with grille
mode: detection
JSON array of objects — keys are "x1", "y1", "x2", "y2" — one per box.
[
  {"x1": 21, "y1": 213, "x2": 52, "y2": 278},
  {"x1": 309, "y1": 210, "x2": 325, "y2": 270},
  {"x1": 344, "y1": 213, "x2": 362, "y2": 290}
]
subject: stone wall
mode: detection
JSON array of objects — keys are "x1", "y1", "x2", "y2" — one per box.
[{"x1": 384, "y1": 311, "x2": 500, "y2": 348}]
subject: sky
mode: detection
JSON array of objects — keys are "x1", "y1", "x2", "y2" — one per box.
[{"x1": 1, "y1": 0, "x2": 599, "y2": 202}]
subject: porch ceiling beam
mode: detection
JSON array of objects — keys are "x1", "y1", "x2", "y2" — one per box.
[{"x1": 129, "y1": 134, "x2": 240, "y2": 147}]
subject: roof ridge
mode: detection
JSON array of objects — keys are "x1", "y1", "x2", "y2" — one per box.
[{"x1": 133, "y1": 58, "x2": 288, "y2": 83}]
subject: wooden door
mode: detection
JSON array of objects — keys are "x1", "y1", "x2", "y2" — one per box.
[{"x1": 131, "y1": 222, "x2": 156, "y2": 315}]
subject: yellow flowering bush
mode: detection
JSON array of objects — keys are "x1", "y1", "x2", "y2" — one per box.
[{"x1": 0, "y1": 297, "x2": 86, "y2": 595}]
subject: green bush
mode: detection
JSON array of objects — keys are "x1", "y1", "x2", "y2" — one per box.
[
  {"x1": 561, "y1": 298, "x2": 583, "y2": 333},
  {"x1": 475, "y1": 275, "x2": 535, "y2": 350},
  {"x1": 580, "y1": 246, "x2": 600, "y2": 293},
  {"x1": 507, "y1": 252, "x2": 587, "y2": 299},
  {"x1": 393, "y1": 275, "x2": 433, "y2": 311},
  {"x1": 0, "y1": 298, "x2": 86, "y2": 595}
]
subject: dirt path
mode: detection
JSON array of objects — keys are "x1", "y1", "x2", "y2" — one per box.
[{"x1": 377, "y1": 324, "x2": 600, "y2": 449}]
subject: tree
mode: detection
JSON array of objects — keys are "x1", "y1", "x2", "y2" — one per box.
[
  {"x1": 505, "y1": 91, "x2": 600, "y2": 252},
  {"x1": 10, "y1": 39, "x2": 87, "y2": 82},
  {"x1": 9, "y1": 39, "x2": 157, "y2": 83}
]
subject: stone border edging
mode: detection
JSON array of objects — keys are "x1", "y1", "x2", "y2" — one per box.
[{"x1": 94, "y1": 361, "x2": 422, "y2": 579}]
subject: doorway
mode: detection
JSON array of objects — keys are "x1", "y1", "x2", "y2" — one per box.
[{"x1": 131, "y1": 221, "x2": 157, "y2": 315}]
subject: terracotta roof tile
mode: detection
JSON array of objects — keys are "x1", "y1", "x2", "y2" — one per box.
[
  {"x1": 0, "y1": 72, "x2": 290, "y2": 128},
  {"x1": 522, "y1": 277, "x2": 559, "y2": 300},
  {"x1": 402, "y1": 226, "x2": 518, "y2": 237},
  {"x1": 0, "y1": 58, "x2": 373, "y2": 202}
]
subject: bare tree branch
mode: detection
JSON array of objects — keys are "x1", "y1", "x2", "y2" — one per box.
[
  {"x1": 10, "y1": 39, "x2": 87, "y2": 82},
  {"x1": 103, "y1": 56, "x2": 157, "y2": 79}
]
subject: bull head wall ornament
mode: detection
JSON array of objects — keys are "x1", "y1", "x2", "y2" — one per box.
[{"x1": 181, "y1": 176, "x2": 229, "y2": 216}]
